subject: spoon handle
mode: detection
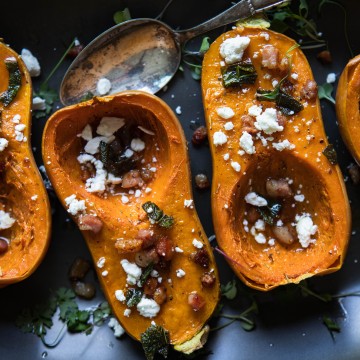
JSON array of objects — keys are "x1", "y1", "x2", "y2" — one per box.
[{"x1": 176, "y1": 0, "x2": 286, "y2": 44}]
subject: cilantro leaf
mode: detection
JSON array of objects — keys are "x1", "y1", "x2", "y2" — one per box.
[
  {"x1": 318, "y1": 83, "x2": 335, "y2": 104},
  {"x1": 113, "y1": 8, "x2": 131, "y2": 25},
  {"x1": 221, "y1": 279, "x2": 237, "y2": 300}
]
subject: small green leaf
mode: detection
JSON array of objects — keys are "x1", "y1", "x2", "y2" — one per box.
[
  {"x1": 256, "y1": 201, "x2": 282, "y2": 226},
  {"x1": 0, "y1": 57, "x2": 21, "y2": 107},
  {"x1": 199, "y1": 37, "x2": 211, "y2": 54},
  {"x1": 139, "y1": 264, "x2": 154, "y2": 287},
  {"x1": 299, "y1": 0, "x2": 309, "y2": 17},
  {"x1": 113, "y1": 8, "x2": 131, "y2": 25},
  {"x1": 126, "y1": 288, "x2": 143, "y2": 307},
  {"x1": 322, "y1": 144, "x2": 338, "y2": 165},
  {"x1": 323, "y1": 315, "x2": 340, "y2": 332},
  {"x1": 140, "y1": 324, "x2": 170, "y2": 360},
  {"x1": 142, "y1": 201, "x2": 174, "y2": 229},
  {"x1": 221, "y1": 279, "x2": 237, "y2": 300},
  {"x1": 318, "y1": 83, "x2": 335, "y2": 104},
  {"x1": 221, "y1": 61, "x2": 257, "y2": 88}
]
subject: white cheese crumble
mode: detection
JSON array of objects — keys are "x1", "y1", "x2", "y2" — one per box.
[
  {"x1": 97, "y1": 256, "x2": 106, "y2": 268},
  {"x1": 296, "y1": 215, "x2": 318, "y2": 248},
  {"x1": 326, "y1": 72, "x2": 336, "y2": 84},
  {"x1": 175, "y1": 246, "x2": 184, "y2": 253},
  {"x1": 115, "y1": 289, "x2": 126, "y2": 302},
  {"x1": 64, "y1": 194, "x2": 86, "y2": 215},
  {"x1": 0, "y1": 210, "x2": 15, "y2": 230},
  {"x1": 239, "y1": 131, "x2": 255, "y2": 154},
  {"x1": 184, "y1": 199, "x2": 194, "y2": 208},
  {"x1": 124, "y1": 309, "x2": 131, "y2": 317},
  {"x1": 231, "y1": 161, "x2": 241, "y2": 172},
  {"x1": 175, "y1": 106, "x2": 182, "y2": 115},
  {"x1": 96, "y1": 77, "x2": 112, "y2": 95},
  {"x1": 136, "y1": 297, "x2": 160, "y2": 318},
  {"x1": 223, "y1": 153, "x2": 230, "y2": 161},
  {"x1": 176, "y1": 269, "x2": 186, "y2": 278},
  {"x1": 102, "y1": 270, "x2": 108, "y2": 277},
  {"x1": 224, "y1": 121, "x2": 234, "y2": 131},
  {"x1": 80, "y1": 124, "x2": 93, "y2": 141},
  {"x1": 260, "y1": 32, "x2": 270, "y2": 41},
  {"x1": 12, "y1": 114, "x2": 21, "y2": 123},
  {"x1": 217, "y1": 106, "x2": 235, "y2": 119},
  {"x1": 108, "y1": 317, "x2": 125, "y2": 337},
  {"x1": 120, "y1": 259, "x2": 142, "y2": 285},
  {"x1": 21, "y1": 49, "x2": 41, "y2": 77},
  {"x1": 130, "y1": 138, "x2": 145, "y2": 152},
  {"x1": 219, "y1": 36, "x2": 250, "y2": 64},
  {"x1": 0, "y1": 138, "x2": 9, "y2": 152},
  {"x1": 248, "y1": 105, "x2": 262, "y2": 117},
  {"x1": 254, "y1": 219, "x2": 265, "y2": 231},
  {"x1": 192, "y1": 239, "x2": 203, "y2": 249},
  {"x1": 96, "y1": 117, "x2": 125, "y2": 137},
  {"x1": 14, "y1": 124, "x2": 26, "y2": 142},
  {"x1": 213, "y1": 131, "x2": 227, "y2": 146},
  {"x1": 32, "y1": 96, "x2": 46, "y2": 111},
  {"x1": 31, "y1": 195, "x2": 38, "y2": 201},
  {"x1": 84, "y1": 135, "x2": 115, "y2": 155},
  {"x1": 245, "y1": 192, "x2": 267, "y2": 206},
  {"x1": 294, "y1": 194, "x2": 305, "y2": 202},
  {"x1": 272, "y1": 139, "x2": 295, "y2": 151},
  {"x1": 121, "y1": 195, "x2": 129, "y2": 204},
  {"x1": 254, "y1": 108, "x2": 283, "y2": 134},
  {"x1": 291, "y1": 73, "x2": 299, "y2": 80}
]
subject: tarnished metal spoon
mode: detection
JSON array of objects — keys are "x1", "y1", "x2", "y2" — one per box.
[{"x1": 60, "y1": 0, "x2": 285, "y2": 105}]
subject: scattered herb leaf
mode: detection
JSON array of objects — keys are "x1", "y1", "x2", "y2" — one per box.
[
  {"x1": 221, "y1": 61, "x2": 257, "y2": 88},
  {"x1": 322, "y1": 144, "x2": 338, "y2": 165},
  {"x1": 318, "y1": 82, "x2": 335, "y2": 104},
  {"x1": 256, "y1": 200, "x2": 282, "y2": 225},
  {"x1": 140, "y1": 324, "x2": 170, "y2": 360},
  {"x1": 142, "y1": 201, "x2": 174, "y2": 228},
  {"x1": 323, "y1": 314, "x2": 340, "y2": 339},
  {"x1": 139, "y1": 264, "x2": 154, "y2": 287},
  {"x1": 0, "y1": 57, "x2": 21, "y2": 107},
  {"x1": 221, "y1": 279, "x2": 237, "y2": 300},
  {"x1": 126, "y1": 288, "x2": 143, "y2": 308},
  {"x1": 113, "y1": 8, "x2": 131, "y2": 25}
]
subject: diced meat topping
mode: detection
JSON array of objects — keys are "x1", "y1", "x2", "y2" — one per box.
[
  {"x1": 261, "y1": 45, "x2": 279, "y2": 69},
  {"x1": 192, "y1": 126, "x2": 208, "y2": 146},
  {"x1": 155, "y1": 236, "x2": 174, "y2": 261},
  {"x1": 241, "y1": 115, "x2": 258, "y2": 135},
  {"x1": 300, "y1": 80, "x2": 318, "y2": 100},
  {"x1": 266, "y1": 178, "x2": 293, "y2": 198},
  {"x1": 115, "y1": 238, "x2": 143, "y2": 253},
  {"x1": 136, "y1": 229, "x2": 156, "y2": 249},
  {"x1": 121, "y1": 170, "x2": 144, "y2": 189},
  {"x1": 188, "y1": 291, "x2": 206, "y2": 311},
  {"x1": 272, "y1": 225, "x2": 296, "y2": 245},
  {"x1": 143, "y1": 277, "x2": 158, "y2": 296},
  {"x1": 78, "y1": 214, "x2": 103, "y2": 233},
  {"x1": 135, "y1": 248, "x2": 159, "y2": 267},
  {"x1": 190, "y1": 248, "x2": 210, "y2": 268},
  {"x1": 201, "y1": 272, "x2": 216, "y2": 288},
  {"x1": 153, "y1": 286, "x2": 167, "y2": 305}
]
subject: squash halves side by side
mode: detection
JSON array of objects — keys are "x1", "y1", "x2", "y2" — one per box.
[
  {"x1": 336, "y1": 54, "x2": 360, "y2": 165},
  {"x1": 0, "y1": 42, "x2": 51, "y2": 287},
  {"x1": 201, "y1": 25, "x2": 351, "y2": 291},
  {"x1": 42, "y1": 91, "x2": 219, "y2": 348}
]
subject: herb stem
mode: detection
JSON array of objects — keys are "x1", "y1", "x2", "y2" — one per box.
[
  {"x1": 210, "y1": 319, "x2": 236, "y2": 332},
  {"x1": 332, "y1": 291, "x2": 360, "y2": 299},
  {"x1": 41, "y1": 323, "x2": 67, "y2": 348},
  {"x1": 298, "y1": 283, "x2": 331, "y2": 302}
]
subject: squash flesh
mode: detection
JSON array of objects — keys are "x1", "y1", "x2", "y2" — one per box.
[{"x1": 202, "y1": 26, "x2": 351, "y2": 290}]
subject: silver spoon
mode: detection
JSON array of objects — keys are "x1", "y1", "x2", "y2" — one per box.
[{"x1": 60, "y1": 0, "x2": 285, "y2": 105}]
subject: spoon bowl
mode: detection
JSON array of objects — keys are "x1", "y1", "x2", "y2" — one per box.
[{"x1": 60, "y1": 0, "x2": 286, "y2": 105}]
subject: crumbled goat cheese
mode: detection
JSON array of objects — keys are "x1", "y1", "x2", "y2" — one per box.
[
  {"x1": 121, "y1": 195, "x2": 130, "y2": 204},
  {"x1": 184, "y1": 199, "x2": 194, "y2": 208},
  {"x1": 231, "y1": 161, "x2": 241, "y2": 172},
  {"x1": 31, "y1": 195, "x2": 38, "y2": 201},
  {"x1": 32, "y1": 96, "x2": 46, "y2": 111},
  {"x1": 0, "y1": 210, "x2": 15, "y2": 230},
  {"x1": 124, "y1": 148, "x2": 134, "y2": 158},
  {"x1": 124, "y1": 309, "x2": 131, "y2": 317},
  {"x1": 84, "y1": 135, "x2": 115, "y2": 155},
  {"x1": 108, "y1": 317, "x2": 125, "y2": 337},
  {"x1": 175, "y1": 106, "x2": 182, "y2": 115},
  {"x1": 96, "y1": 117, "x2": 125, "y2": 137},
  {"x1": 239, "y1": 131, "x2": 256, "y2": 154},
  {"x1": 175, "y1": 246, "x2": 184, "y2": 253},
  {"x1": 217, "y1": 106, "x2": 235, "y2": 119},
  {"x1": 120, "y1": 259, "x2": 142, "y2": 285},
  {"x1": 135, "y1": 190, "x2": 141, "y2": 198},
  {"x1": 131, "y1": 138, "x2": 145, "y2": 152},
  {"x1": 136, "y1": 297, "x2": 160, "y2": 318},
  {"x1": 107, "y1": 173, "x2": 122, "y2": 185},
  {"x1": 291, "y1": 73, "x2": 299, "y2": 80},
  {"x1": 21, "y1": 49, "x2": 41, "y2": 77},
  {"x1": 219, "y1": 36, "x2": 250, "y2": 64},
  {"x1": 145, "y1": 187, "x2": 152, "y2": 193},
  {"x1": 102, "y1": 270, "x2": 108, "y2": 277},
  {"x1": 192, "y1": 239, "x2": 203, "y2": 249},
  {"x1": 213, "y1": 131, "x2": 228, "y2": 146},
  {"x1": 296, "y1": 215, "x2": 318, "y2": 248},
  {"x1": 80, "y1": 124, "x2": 93, "y2": 141},
  {"x1": 251, "y1": 226, "x2": 267, "y2": 244},
  {"x1": 272, "y1": 139, "x2": 295, "y2": 151},
  {"x1": 151, "y1": 270, "x2": 159, "y2": 277},
  {"x1": 294, "y1": 194, "x2": 305, "y2": 202},
  {"x1": 224, "y1": 121, "x2": 234, "y2": 131},
  {"x1": 260, "y1": 32, "x2": 270, "y2": 41},
  {"x1": 176, "y1": 269, "x2": 186, "y2": 278},
  {"x1": 115, "y1": 289, "x2": 126, "y2": 302},
  {"x1": 14, "y1": 124, "x2": 26, "y2": 142},
  {"x1": 223, "y1": 153, "x2": 230, "y2": 161},
  {"x1": 254, "y1": 108, "x2": 283, "y2": 134},
  {"x1": 254, "y1": 219, "x2": 266, "y2": 231},
  {"x1": 248, "y1": 105, "x2": 262, "y2": 117},
  {"x1": 64, "y1": 194, "x2": 86, "y2": 215},
  {"x1": 0, "y1": 138, "x2": 9, "y2": 152},
  {"x1": 96, "y1": 77, "x2": 112, "y2": 95},
  {"x1": 86, "y1": 159, "x2": 107, "y2": 193},
  {"x1": 97, "y1": 257, "x2": 106, "y2": 268},
  {"x1": 245, "y1": 192, "x2": 267, "y2": 206},
  {"x1": 326, "y1": 72, "x2": 336, "y2": 84},
  {"x1": 12, "y1": 114, "x2": 21, "y2": 123}
]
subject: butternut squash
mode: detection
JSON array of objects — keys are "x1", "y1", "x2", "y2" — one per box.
[
  {"x1": 0, "y1": 41, "x2": 51, "y2": 286},
  {"x1": 336, "y1": 54, "x2": 360, "y2": 165},
  {"x1": 201, "y1": 22, "x2": 351, "y2": 291},
  {"x1": 42, "y1": 91, "x2": 219, "y2": 351}
]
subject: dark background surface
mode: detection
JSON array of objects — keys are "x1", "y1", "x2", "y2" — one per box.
[{"x1": 1, "y1": 0, "x2": 360, "y2": 359}]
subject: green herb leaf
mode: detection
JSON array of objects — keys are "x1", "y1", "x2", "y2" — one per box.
[
  {"x1": 199, "y1": 37, "x2": 211, "y2": 54},
  {"x1": 140, "y1": 324, "x2": 170, "y2": 360},
  {"x1": 318, "y1": 83, "x2": 335, "y2": 104},
  {"x1": 139, "y1": 263, "x2": 154, "y2": 287},
  {"x1": 126, "y1": 288, "x2": 143, "y2": 308},
  {"x1": 221, "y1": 279, "x2": 237, "y2": 300},
  {"x1": 221, "y1": 61, "x2": 257, "y2": 88},
  {"x1": 113, "y1": 8, "x2": 131, "y2": 25},
  {"x1": 299, "y1": 0, "x2": 309, "y2": 18},
  {"x1": 256, "y1": 200, "x2": 282, "y2": 225},
  {"x1": 323, "y1": 315, "x2": 340, "y2": 332},
  {"x1": 322, "y1": 144, "x2": 338, "y2": 165},
  {"x1": 93, "y1": 302, "x2": 112, "y2": 326},
  {"x1": 80, "y1": 91, "x2": 94, "y2": 102},
  {"x1": 0, "y1": 57, "x2": 21, "y2": 107},
  {"x1": 66, "y1": 309, "x2": 91, "y2": 333},
  {"x1": 142, "y1": 201, "x2": 174, "y2": 228}
]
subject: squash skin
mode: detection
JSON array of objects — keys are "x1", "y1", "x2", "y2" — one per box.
[
  {"x1": 201, "y1": 26, "x2": 351, "y2": 291},
  {"x1": 0, "y1": 42, "x2": 51, "y2": 286},
  {"x1": 336, "y1": 54, "x2": 360, "y2": 165},
  {"x1": 42, "y1": 91, "x2": 220, "y2": 345}
]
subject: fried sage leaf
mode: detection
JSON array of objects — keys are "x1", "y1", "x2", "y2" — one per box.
[
  {"x1": 221, "y1": 61, "x2": 257, "y2": 88},
  {"x1": 0, "y1": 57, "x2": 21, "y2": 107}
]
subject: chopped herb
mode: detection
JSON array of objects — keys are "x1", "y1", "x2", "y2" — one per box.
[
  {"x1": 323, "y1": 314, "x2": 340, "y2": 337},
  {"x1": 322, "y1": 144, "x2": 338, "y2": 165},
  {"x1": 99, "y1": 141, "x2": 110, "y2": 169},
  {"x1": 318, "y1": 82, "x2": 335, "y2": 104},
  {"x1": 221, "y1": 61, "x2": 257, "y2": 88},
  {"x1": 113, "y1": 8, "x2": 131, "y2": 25},
  {"x1": 142, "y1": 201, "x2": 174, "y2": 229},
  {"x1": 0, "y1": 57, "x2": 21, "y2": 107},
  {"x1": 140, "y1": 324, "x2": 170, "y2": 360},
  {"x1": 221, "y1": 279, "x2": 237, "y2": 300},
  {"x1": 93, "y1": 302, "x2": 112, "y2": 326},
  {"x1": 138, "y1": 263, "x2": 154, "y2": 287},
  {"x1": 126, "y1": 288, "x2": 143, "y2": 307},
  {"x1": 256, "y1": 200, "x2": 282, "y2": 225}
]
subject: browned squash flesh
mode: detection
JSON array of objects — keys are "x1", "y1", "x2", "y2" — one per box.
[
  {"x1": 336, "y1": 54, "x2": 360, "y2": 165},
  {"x1": 42, "y1": 91, "x2": 219, "y2": 345},
  {"x1": 201, "y1": 25, "x2": 351, "y2": 291},
  {"x1": 0, "y1": 42, "x2": 51, "y2": 286}
]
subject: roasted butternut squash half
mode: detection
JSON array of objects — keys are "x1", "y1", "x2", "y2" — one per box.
[
  {"x1": 336, "y1": 54, "x2": 360, "y2": 165},
  {"x1": 42, "y1": 91, "x2": 219, "y2": 353},
  {"x1": 201, "y1": 22, "x2": 351, "y2": 291},
  {"x1": 0, "y1": 41, "x2": 51, "y2": 286}
]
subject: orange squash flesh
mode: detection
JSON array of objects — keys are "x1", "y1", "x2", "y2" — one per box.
[
  {"x1": 0, "y1": 42, "x2": 51, "y2": 286},
  {"x1": 336, "y1": 54, "x2": 360, "y2": 165},
  {"x1": 42, "y1": 91, "x2": 219, "y2": 345},
  {"x1": 201, "y1": 26, "x2": 351, "y2": 291}
]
